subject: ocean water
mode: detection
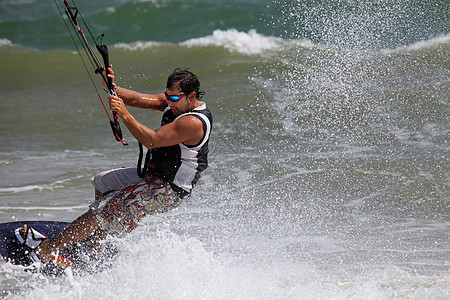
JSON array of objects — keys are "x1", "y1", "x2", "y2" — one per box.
[{"x1": 0, "y1": 0, "x2": 449, "y2": 299}]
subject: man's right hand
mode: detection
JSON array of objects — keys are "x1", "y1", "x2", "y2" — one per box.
[{"x1": 102, "y1": 64, "x2": 117, "y2": 92}]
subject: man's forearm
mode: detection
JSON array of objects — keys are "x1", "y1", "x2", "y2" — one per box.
[
  {"x1": 115, "y1": 86, "x2": 143, "y2": 107},
  {"x1": 116, "y1": 86, "x2": 165, "y2": 110}
]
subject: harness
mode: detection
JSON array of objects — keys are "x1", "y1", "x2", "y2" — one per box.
[{"x1": 137, "y1": 142, "x2": 151, "y2": 179}]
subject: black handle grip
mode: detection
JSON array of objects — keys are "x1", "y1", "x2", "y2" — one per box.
[{"x1": 97, "y1": 43, "x2": 127, "y2": 145}]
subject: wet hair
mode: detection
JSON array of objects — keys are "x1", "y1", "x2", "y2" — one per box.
[{"x1": 166, "y1": 68, "x2": 205, "y2": 100}]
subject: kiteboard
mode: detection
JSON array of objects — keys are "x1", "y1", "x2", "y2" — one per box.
[{"x1": 0, "y1": 220, "x2": 117, "y2": 276}]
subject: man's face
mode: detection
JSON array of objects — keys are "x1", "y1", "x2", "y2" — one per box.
[{"x1": 165, "y1": 87, "x2": 191, "y2": 116}]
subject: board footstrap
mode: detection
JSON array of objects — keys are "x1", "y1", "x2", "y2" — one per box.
[
  {"x1": 12, "y1": 224, "x2": 73, "y2": 268},
  {"x1": 14, "y1": 225, "x2": 46, "y2": 250}
]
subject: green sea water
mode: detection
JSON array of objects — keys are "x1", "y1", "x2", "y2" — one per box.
[{"x1": 0, "y1": 0, "x2": 449, "y2": 298}]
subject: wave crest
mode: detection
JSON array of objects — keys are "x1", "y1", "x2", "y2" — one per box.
[
  {"x1": 0, "y1": 39, "x2": 13, "y2": 46},
  {"x1": 114, "y1": 41, "x2": 162, "y2": 51},
  {"x1": 384, "y1": 33, "x2": 450, "y2": 53},
  {"x1": 182, "y1": 29, "x2": 282, "y2": 55},
  {"x1": 113, "y1": 29, "x2": 282, "y2": 55}
]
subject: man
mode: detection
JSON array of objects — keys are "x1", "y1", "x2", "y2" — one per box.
[{"x1": 35, "y1": 67, "x2": 212, "y2": 263}]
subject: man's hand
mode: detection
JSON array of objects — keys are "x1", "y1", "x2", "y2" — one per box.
[
  {"x1": 102, "y1": 64, "x2": 117, "y2": 92},
  {"x1": 109, "y1": 94, "x2": 129, "y2": 118}
]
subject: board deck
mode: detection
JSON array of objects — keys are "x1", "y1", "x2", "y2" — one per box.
[
  {"x1": 0, "y1": 221, "x2": 69, "y2": 262},
  {"x1": 0, "y1": 220, "x2": 117, "y2": 276}
]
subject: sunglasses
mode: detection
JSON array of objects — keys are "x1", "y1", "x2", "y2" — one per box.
[{"x1": 164, "y1": 92, "x2": 188, "y2": 102}]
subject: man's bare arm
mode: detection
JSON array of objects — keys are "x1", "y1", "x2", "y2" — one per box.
[{"x1": 115, "y1": 87, "x2": 167, "y2": 111}]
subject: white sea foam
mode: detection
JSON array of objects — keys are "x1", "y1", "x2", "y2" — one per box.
[
  {"x1": 113, "y1": 40, "x2": 162, "y2": 51},
  {"x1": 8, "y1": 225, "x2": 449, "y2": 299},
  {"x1": 0, "y1": 204, "x2": 87, "y2": 211},
  {"x1": 0, "y1": 185, "x2": 49, "y2": 193},
  {"x1": 0, "y1": 176, "x2": 82, "y2": 194},
  {"x1": 182, "y1": 29, "x2": 282, "y2": 55},
  {"x1": 0, "y1": 38, "x2": 13, "y2": 46},
  {"x1": 113, "y1": 29, "x2": 282, "y2": 55},
  {"x1": 383, "y1": 33, "x2": 450, "y2": 54}
]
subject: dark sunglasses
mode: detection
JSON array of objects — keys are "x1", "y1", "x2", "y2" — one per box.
[{"x1": 164, "y1": 92, "x2": 188, "y2": 102}]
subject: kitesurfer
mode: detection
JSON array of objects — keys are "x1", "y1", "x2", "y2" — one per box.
[{"x1": 36, "y1": 67, "x2": 212, "y2": 262}]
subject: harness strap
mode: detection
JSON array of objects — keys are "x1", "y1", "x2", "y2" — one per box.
[{"x1": 137, "y1": 142, "x2": 152, "y2": 178}]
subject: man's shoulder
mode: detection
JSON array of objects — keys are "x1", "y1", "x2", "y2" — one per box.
[{"x1": 191, "y1": 104, "x2": 212, "y2": 122}]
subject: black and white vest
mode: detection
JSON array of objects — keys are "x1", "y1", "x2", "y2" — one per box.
[{"x1": 149, "y1": 104, "x2": 212, "y2": 197}]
